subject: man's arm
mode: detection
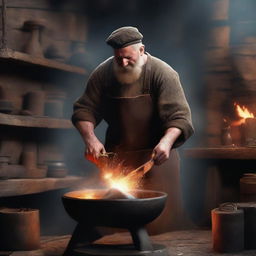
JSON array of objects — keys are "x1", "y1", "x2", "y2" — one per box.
[
  {"x1": 75, "y1": 121, "x2": 106, "y2": 158},
  {"x1": 151, "y1": 60, "x2": 194, "y2": 165},
  {"x1": 153, "y1": 127, "x2": 181, "y2": 165}
]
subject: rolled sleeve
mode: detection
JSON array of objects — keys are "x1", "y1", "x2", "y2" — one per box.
[
  {"x1": 71, "y1": 72, "x2": 103, "y2": 127},
  {"x1": 156, "y1": 70, "x2": 194, "y2": 147}
]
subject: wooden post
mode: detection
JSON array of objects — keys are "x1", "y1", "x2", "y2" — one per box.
[{"x1": 1, "y1": 0, "x2": 7, "y2": 49}]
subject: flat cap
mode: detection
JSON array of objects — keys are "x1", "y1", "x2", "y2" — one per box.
[{"x1": 106, "y1": 26, "x2": 143, "y2": 49}]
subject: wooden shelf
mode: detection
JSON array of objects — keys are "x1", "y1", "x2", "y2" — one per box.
[
  {"x1": 183, "y1": 147, "x2": 256, "y2": 160},
  {"x1": 0, "y1": 176, "x2": 87, "y2": 197},
  {"x1": 0, "y1": 48, "x2": 87, "y2": 75},
  {"x1": 0, "y1": 113, "x2": 73, "y2": 129}
]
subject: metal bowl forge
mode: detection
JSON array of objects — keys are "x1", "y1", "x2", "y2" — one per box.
[{"x1": 62, "y1": 189, "x2": 167, "y2": 228}]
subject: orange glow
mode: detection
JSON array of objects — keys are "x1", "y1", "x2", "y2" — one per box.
[
  {"x1": 101, "y1": 165, "x2": 141, "y2": 193},
  {"x1": 83, "y1": 154, "x2": 153, "y2": 198},
  {"x1": 232, "y1": 103, "x2": 255, "y2": 126},
  {"x1": 235, "y1": 103, "x2": 254, "y2": 118},
  {"x1": 74, "y1": 191, "x2": 100, "y2": 199}
]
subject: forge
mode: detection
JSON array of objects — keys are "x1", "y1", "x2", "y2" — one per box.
[{"x1": 62, "y1": 188, "x2": 169, "y2": 256}]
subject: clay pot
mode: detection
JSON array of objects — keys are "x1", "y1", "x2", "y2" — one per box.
[
  {"x1": 240, "y1": 173, "x2": 256, "y2": 196},
  {"x1": 0, "y1": 208, "x2": 40, "y2": 250},
  {"x1": 0, "y1": 137, "x2": 23, "y2": 165},
  {"x1": 46, "y1": 160, "x2": 68, "y2": 178},
  {"x1": 21, "y1": 142, "x2": 37, "y2": 170},
  {"x1": 0, "y1": 86, "x2": 13, "y2": 114},
  {"x1": 22, "y1": 91, "x2": 45, "y2": 116},
  {"x1": 44, "y1": 91, "x2": 66, "y2": 118},
  {"x1": 212, "y1": 203, "x2": 244, "y2": 253},
  {"x1": 68, "y1": 41, "x2": 90, "y2": 68},
  {"x1": 23, "y1": 19, "x2": 45, "y2": 57},
  {"x1": 45, "y1": 44, "x2": 66, "y2": 62},
  {"x1": 20, "y1": 142, "x2": 47, "y2": 178}
]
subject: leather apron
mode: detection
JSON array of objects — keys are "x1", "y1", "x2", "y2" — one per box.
[{"x1": 102, "y1": 66, "x2": 185, "y2": 234}]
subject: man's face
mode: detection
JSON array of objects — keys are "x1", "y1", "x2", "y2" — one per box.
[
  {"x1": 114, "y1": 45, "x2": 141, "y2": 69},
  {"x1": 113, "y1": 44, "x2": 145, "y2": 84}
]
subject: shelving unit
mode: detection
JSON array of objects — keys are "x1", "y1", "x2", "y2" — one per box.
[
  {"x1": 0, "y1": 176, "x2": 87, "y2": 197},
  {"x1": 0, "y1": 48, "x2": 87, "y2": 75},
  {"x1": 0, "y1": 113, "x2": 73, "y2": 129},
  {"x1": 183, "y1": 147, "x2": 256, "y2": 160},
  {"x1": 0, "y1": 47, "x2": 86, "y2": 196},
  {"x1": 0, "y1": 45, "x2": 85, "y2": 196}
]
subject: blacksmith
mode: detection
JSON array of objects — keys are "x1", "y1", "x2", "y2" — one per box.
[{"x1": 72, "y1": 26, "x2": 194, "y2": 233}]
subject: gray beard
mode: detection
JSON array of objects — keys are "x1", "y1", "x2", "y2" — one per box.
[{"x1": 113, "y1": 56, "x2": 144, "y2": 84}]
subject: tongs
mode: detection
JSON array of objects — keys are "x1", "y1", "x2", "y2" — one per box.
[
  {"x1": 125, "y1": 153, "x2": 155, "y2": 180},
  {"x1": 85, "y1": 152, "x2": 116, "y2": 168},
  {"x1": 86, "y1": 151, "x2": 155, "y2": 178}
]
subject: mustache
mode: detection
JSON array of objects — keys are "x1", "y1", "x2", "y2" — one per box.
[{"x1": 116, "y1": 65, "x2": 135, "y2": 72}]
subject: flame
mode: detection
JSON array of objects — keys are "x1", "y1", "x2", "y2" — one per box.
[
  {"x1": 82, "y1": 154, "x2": 151, "y2": 198},
  {"x1": 232, "y1": 103, "x2": 255, "y2": 126},
  {"x1": 101, "y1": 166, "x2": 141, "y2": 193},
  {"x1": 235, "y1": 103, "x2": 254, "y2": 118}
]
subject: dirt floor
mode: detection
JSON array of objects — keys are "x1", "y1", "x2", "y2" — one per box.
[{"x1": 1, "y1": 230, "x2": 255, "y2": 256}]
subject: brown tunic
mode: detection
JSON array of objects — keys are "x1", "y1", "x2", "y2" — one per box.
[
  {"x1": 71, "y1": 53, "x2": 194, "y2": 233},
  {"x1": 72, "y1": 53, "x2": 194, "y2": 148}
]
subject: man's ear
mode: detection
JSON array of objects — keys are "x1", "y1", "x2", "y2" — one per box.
[{"x1": 139, "y1": 45, "x2": 145, "y2": 55}]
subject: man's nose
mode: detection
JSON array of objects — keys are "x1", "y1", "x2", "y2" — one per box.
[{"x1": 121, "y1": 58, "x2": 129, "y2": 67}]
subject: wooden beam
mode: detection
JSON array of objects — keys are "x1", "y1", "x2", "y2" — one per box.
[
  {"x1": 0, "y1": 48, "x2": 87, "y2": 75},
  {"x1": 0, "y1": 176, "x2": 87, "y2": 197},
  {"x1": 0, "y1": 113, "x2": 73, "y2": 129}
]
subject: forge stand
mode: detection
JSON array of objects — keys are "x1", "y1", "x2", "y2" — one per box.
[{"x1": 63, "y1": 224, "x2": 169, "y2": 256}]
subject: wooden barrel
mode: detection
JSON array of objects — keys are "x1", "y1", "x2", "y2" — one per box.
[
  {"x1": 237, "y1": 202, "x2": 256, "y2": 249},
  {"x1": 211, "y1": 203, "x2": 244, "y2": 253},
  {"x1": 240, "y1": 173, "x2": 256, "y2": 201},
  {"x1": 0, "y1": 208, "x2": 40, "y2": 250}
]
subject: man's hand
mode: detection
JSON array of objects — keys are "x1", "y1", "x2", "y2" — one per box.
[
  {"x1": 75, "y1": 120, "x2": 106, "y2": 159},
  {"x1": 85, "y1": 136, "x2": 106, "y2": 159},
  {"x1": 153, "y1": 127, "x2": 182, "y2": 165},
  {"x1": 153, "y1": 140, "x2": 172, "y2": 165}
]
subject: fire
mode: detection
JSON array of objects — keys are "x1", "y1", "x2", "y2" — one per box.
[
  {"x1": 73, "y1": 191, "x2": 100, "y2": 199},
  {"x1": 232, "y1": 103, "x2": 255, "y2": 126},
  {"x1": 101, "y1": 166, "x2": 141, "y2": 193},
  {"x1": 83, "y1": 153, "x2": 151, "y2": 199},
  {"x1": 107, "y1": 176, "x2": 131, "y2": 192}
]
